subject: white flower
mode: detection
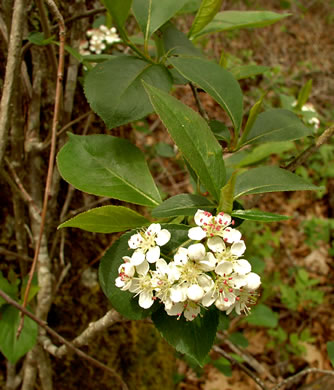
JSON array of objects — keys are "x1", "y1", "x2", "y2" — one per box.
[
  {"x1": 198, "y1": 252, "x2": 217, "y2": 272},
  {"x1": 186, "y1": 284, "x2": 204, "y2": 301},
  {"x1": 226, "y1": 288, "x2": 258, "y2": 315},
  {"x1": 174, "y1": 247, "x2": 188, "y2": 265},
  {"x1": 187, "y1": 243, "x2": 206, "y2": 261},
  {"x1": 115, "y1": 258, "x2": 135, "y2": 290},
  {"x1": 245, "y1": 272, "x2": 261, "y2": 290},
  {"x1": 79, "y1": 40, "x2": 90, "y2": 56},
  {"x1": 188, "y1": 210, "x2": 238, "y2": 241},
  {"x1": 89, "y1": 40, "x2": 106, "y2": 54},
  {"x1": 165, "y1": 300, "x2": 201, "y2": 321},
  {"x1": 128, "y1": 224, "x2": 171, "y2": 265},
  {"x1": 129, "y1": 263, "x2": 155, "y2": 309}
]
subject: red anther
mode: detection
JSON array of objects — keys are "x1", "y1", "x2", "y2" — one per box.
[
  {"x1": 203, "y1": 228, "x2": 207, "y2": 231},
  {"x1": 219, "y1": 219, "x2": 222, "y2": 224},
  {"x1": 229, "y1": 288, "x2": 233, "y2": 292},
  {"x1": 226, "y1": 228, "x2": 230, "y2": 231},
  {"x1": 204, "y1": 222, "x2": 207, "y2": 226},
  {"x1": 200, "y1": 218, "x2": 203, "y2": 222},
  {"x1": 228, "y1": 277, "x2": 232, "y2": 280},
  {"x1": 192, "y1": 314, "x2": 196, "y2": 318},
  {"x1": 232, "y1": 220, "x2": 235, "y2": 226},
  {"x1": 224, "y1": 221, "x2": 228, "y2": 225},
  {"x1": 224, "y1": 238, "x2": 228, "y2": 242},
  {"x1": 224, "y1": 297, "x2": 228, "y2": 302},
  {"x1": 152, "y1": 296, "x2": 157, "y2": 300},
  {"x1": 219, "y1": 289, "x2": 223, "y2": 293},
  {"x1": 223, "y1": 280, "x2": 227, "y2": 284},
  {"x1": 216, "y1": 226, "x2": 221, "y2": 231},
  {"x1": 210, "y1": 233, "x2": 214, "y2": 237},
  {"x1": 219, "y1": 212, "x2": 224, "y2": 216},
  {"x1": 236, "y1": 297, "x2": 240, "y2": 301}
]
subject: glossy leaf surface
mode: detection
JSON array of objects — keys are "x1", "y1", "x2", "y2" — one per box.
[
  {"x1": 57, "y1": 134, "x2": 162, "y2": 206},
  {"x1": 188, "y1": 0, "x2": 223, "y2": 38}
]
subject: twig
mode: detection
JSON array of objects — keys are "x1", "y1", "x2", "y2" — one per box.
[
  {"x1": 18, "y1": 0, "x2": 66, "y2": 336},
  {"x1": 41, "y1": 309, "x2": 123, "y2": 357},
  {"x1": 218, "y1": 333, "x2": 275, "y2": 382},
  {"x1": 189, "y1": 82, "x2": 210, "y2": 121},
  {"x1": 4, "y1": 158, "x2": 41, "y2": 215},
  {"x1": 0, "y1": 289, "x2": 129, "y2": 390},
  {"x1": 272, "y1": 368, "x2": 334, "y2": 390},
  {"x1": 213, "y1": 345, "x2": 269, "y2": 390},
  {"x1": 0, "y1": 247, "x2": 32, "y2": 262},
  {"x1": 35, "y1": 0, "x2": 58, "y2": 76},
  {"x1": 0, "y1": 0, "x2": 25, "y2": 167},
  {"x1": 56, "y1": 7, "x2": 105, "y2": 27},
  {"x1": 285, "y1": 124, "x2": 334, "y2": 172}
]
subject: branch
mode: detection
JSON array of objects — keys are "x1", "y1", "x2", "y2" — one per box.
[
  {"x1": 0, "y1": 289, "x2": 128, "y2": 390},
  {"x1": 19, "y1": 0, "x2": 66, "y2": 335},
  {"x1": 189, "y1": 83, "x2": 210, "y2": 121},
  {"x1": 285, "y1": 124, "x2": 334, "y2": 172},
  {"x1": 0, "y1": 0, "x2": 25, "y2": 166},
  {"x1": 272, "y1": 368, "x2": 334, "y2": 390},
  {"x1": 213, "y1": 345, "x2": 269, "y2": 390}
]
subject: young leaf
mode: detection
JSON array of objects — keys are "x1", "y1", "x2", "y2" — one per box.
[
  {"x1": 84, "y1": 56, "x2": 172, "y2": 129},
  {"x1": 213, "y1": 357, "x2": 232, "y2": 376},
  {"x1": 132, "y1": 0, "x2": 189, "y2": 38},
  {"x1": 58, "y1": 206, "x2": 149, "y2": 233},
  {"x1": 188, "y1": 0, "x2": 223, "y2": 39},
  {"x1": 209, "y1": 120, "x2": 231, "y2": 143},
  {"x1": 103, "y1": 0, "x2": 132, "y2": 27},
  {"x1": 218, "y1": 172, "x2": 237, "y2": 214},
  {"x1": 242, "y1": 109, "x2": 313, "y2": 145},
  {"x1": 234, "y1": 166, "x2": 323, "y2": 199},
  {"x1": 152, "y1": 307, "x2": 219, "y2": 366},
  {"x1": 151, "y1": 194, "x2": 215, "y2": 218},
  {"x1": 0, "y1": 305, "x2": 38, "y2": 364},
  {"x1": 27, "y1": 31, "x2": 55, "y2": 46},
  {"x1": 193, "y1": 10, "x2": 290, "y2": 38},
  {"x1": 143, "y1": 82, "x2": 226, "y2": 201},
  {"x1": 238, "y1": 95, "x2": 264, "y2": 147},
  {"x1": 245, "y1": 304, "x2": 278, "y2": 328},
  {"x1": 231, "y1": 209, "x2": 290, "y2": 222},
  {"x1": 57, "y1": 133, "x2": 162, "y2": 206},
  {"x1": 169, "y1": 57, "x2": 243, "y2": 132}
]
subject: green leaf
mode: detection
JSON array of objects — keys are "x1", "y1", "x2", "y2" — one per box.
[
  {"x1": 209, "y1": 120, "x2": 231, "y2": 143},
  {"x1": 27, "y1": 32, "x2": 54, "y2": 46},
  {"x1": 169, "y1": 57, "x2": 243, "y2": 132},
  {"x1": 132, "y1": 0, "x2": 189, "y2": 38},
  {"x1": 194, "y1": 10, "x2": 290, "y2": 37},
  {"x1": 143, "y1": 82, "x2": 226, "y2": 201},
  {"x1": 327, "y1": 341, "x2": 334, "y2": 367},
  {"x1": 160, "y1": 23, "x2": 203, "y2": 57},
  {"x1": 104, "y1": 0, "x2": 132, "y2": 27},
  {"x1": 231, "y1": 209, "x2": 290, "y2": 222},
  {"x1": 57, "y1": 133, "x2": 162, "y2": 206},
  {"x1": 234, "y1": 166, "x2": 323, "y2": 199},
  {"x1": 242, "y1": 109, "x2": 313, "y2": 145},
  {"x1": 82, "y1": 54, "x2": 117, "y2": 63},
  {"x1": 236, "y1": 142, "x2": 295, "y2": 168},
  {"x1": 188, "y1": 0, "x2": 223, "y2": 39},
  {"x1": 213, "y1": 357, "x2": 232, "y2": 376},
  {"x1": 238, "y1": 95, "x2": 264, "y2": 146},
  {"x1": 178, "y1": 0, "x2": 201, "y2": 14},
  {"x1": 218, "y1": 172, "x2": 237, "y2": 214},
  {"x1": 154, "y1": 142, "x2": 175, "y2": 157},
  {"x1": 0, "y1": 305, "x2": 38, "y2": 364},
  {"x1": 84, "y1": 56, "x2": 172, "y2": 129},
  {"x1": 98, "y1": 224, "x2": 189, "y2": 319},
  {"x1": 151, "y1": 194, "x2": 215, "y2": 218},
  {"x1": 229, "y1": 332, "x2": 249, "y2": 348},
  {"x1": 296, "y1": 79, "x2": 312, "y2": 110},
  {"x1": 230, "y1": 65, "x2": 270, "y2": 80},
  {"x1": 0, "y1": 272, "x2": 18, "y2": 306},
  {"x1": 245, "y1": 304, "x2": 278, "y2": 328},
  {"x1": 58, "y1": 206, "x2": 149, "y2": 233},
  {"x1": 152, "y1": 307, "x2": 219, "y2": 366}
]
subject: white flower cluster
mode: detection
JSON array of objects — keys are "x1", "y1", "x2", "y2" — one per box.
[
  {"x1": 79, "y1": 25, "x2": 121, "y2": 55},
  {"x1": 115, "y1": 210, "x2": 261, "y2": 321}
]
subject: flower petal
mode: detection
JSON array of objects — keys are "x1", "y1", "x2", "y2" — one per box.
[
  {"x1": 245, "y1": 272, "x2": 261, "y2": 290},
  {"x1": 188, "y1": 243, "x2": 206, "y2": 260},
  {"x1": 207, "y1": 236, "x2": 226, "y2": 253},
  {"x1": 136, "y1": 260, "x2": 149, "y2": 275},
  {"x1": 174, "y1": 247, "x2": 188, "y2": 265},
  {"x1": 222, "y1": 228, "x2": 242, "y2": 243},
  {"x1": 155, "y1": 229, "x2": 171, "y2": 246},
  {"x1": 138, "y1": 291, "x2": 154, "y2": 309},
  {"x1": 233, "y1": 259, "x2": 251, "y2": 275},
  {"x1": 188, "y1": 226, "x2": 206, "y2": 241},
  {"x1": 187, "y1": 284, "x2": 204, "y2": 301},
  {"x1": 146, "y1": 246, "x2": 160, "y2": 263},
  {"x1": 216, "y1": 261, "x2": 233, "y2": 275},
  {"x1": 128, "y1": 233, "x2": 142, "y2": 249},
  {"x1": 130, "y1": 250, "x2": 145, "y2": 266},
  {"x1": 231, "y1": 240, "x2": 246, "y2": 257}
]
